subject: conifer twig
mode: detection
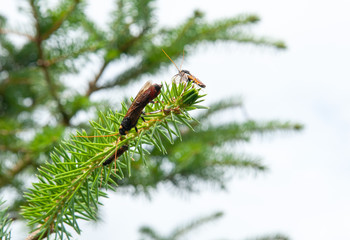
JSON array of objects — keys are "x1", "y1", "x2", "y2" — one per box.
[
  {"x1": 0, "y1": 154, "x2": 33, "y2": 188},
  {"x1": 86, "y1": 61, "x2": 110, "y2": 97},
  {"x1": 0, "y1": 28, "x2": 35, "y2": 41},
  {"x1": 40, "y1": 0, "x2": 81, "y2": 41},
  {"x1": 22, "y1": 81, "x2": 206, "y2": 239}
]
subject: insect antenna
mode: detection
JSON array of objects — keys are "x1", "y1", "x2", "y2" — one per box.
[
  {"x1": 75, "y1": 132, "x2": 120, "y2": 138},
  {"x1": 180, "y1": 49, "x2": 185, "y2": 70},
  {"x1": 162, "y1": 49, "x2": 181, "y2": 73}
]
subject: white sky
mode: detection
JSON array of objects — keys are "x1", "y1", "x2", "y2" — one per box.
[{"x1": 4, "y1": 0, "x2": 350, "y2": 239}]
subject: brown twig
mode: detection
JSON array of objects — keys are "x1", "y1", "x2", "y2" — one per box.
[
  {"x1": 39, "y1": 60, "x2": 71, "y2": 125},
  {"x1": 85, "y1": 28, "x2": 148, "y2": 96},
  {"x1": 45, "y1": 45, "x2": 99, "y2": 67},
  {"x1": 26, "y1": 225, "x2": 53, "y2": 240},
  {"x1": 85, "y1": 60, "x2": 110, "y2": 97},
  {"x1": 0, "y1": 28, "x2": 35, "y2": 41},
  {"x1": 0, "y1": 154, "x2": 33, "y2": 188}
]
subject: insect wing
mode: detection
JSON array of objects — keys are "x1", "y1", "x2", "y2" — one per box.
[
  {"x1": 125, "y1": 81, "x2": 152, "y2": 115},
  {"x1": 172, "y1": 73, "x2": 183, "y2": 85},
  {"x1": 133, "y1": 81, "x2": 152, "y2": 104}
]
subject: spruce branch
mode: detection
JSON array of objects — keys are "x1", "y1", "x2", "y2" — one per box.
[{"x1": 21, "y1": 81, "x2": 206, "y2": 239}]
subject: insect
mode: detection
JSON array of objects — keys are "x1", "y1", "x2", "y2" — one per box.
[
  {"x1": 119, "y1": 81, "x2": 162, "y2": 135},
  {"x1": 103, "y1": 145, "x2": 129, "y2": 166},
  {"x1": 162, "y1": 49, "x2": 206, "y2": 88}
]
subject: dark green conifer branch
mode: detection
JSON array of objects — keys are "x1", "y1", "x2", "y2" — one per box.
[{"x1": 21, "y1": 81, "x2": 206, "y2": 239}]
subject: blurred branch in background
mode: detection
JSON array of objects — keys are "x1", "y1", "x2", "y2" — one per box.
[
  {"x1": 139, "y1": 211, "x2": 289, "y2": 240},
  {"x1": 247, "y1": 233, "x2": 289, "y2": 240},
  {"x1": 139, "y1": 211, "x2": 224, "y2": 240}
]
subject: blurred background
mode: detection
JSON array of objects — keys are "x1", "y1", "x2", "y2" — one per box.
[{"x1": 1, "y1": 0, "x2": 350, "y2": 239}]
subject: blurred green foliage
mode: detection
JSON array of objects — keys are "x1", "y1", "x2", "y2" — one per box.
[{"x1": 0, "y1": 0, "x2": 301, "y2": 238}]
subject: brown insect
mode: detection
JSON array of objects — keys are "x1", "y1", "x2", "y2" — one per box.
[
  {"x1": 162, "y1": 49, "x2": 206, "y2": 88},
  {"x1": 103, "y1": 145, "x2": 129, "y2": 166},
  {"x1": 76, "y1": 82, "x2": 161, "y2": 168},
  {"x1": 119, "y1": 81, "x2": 162, "y2": 135}
]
